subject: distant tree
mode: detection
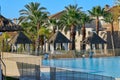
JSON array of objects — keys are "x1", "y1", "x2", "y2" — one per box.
[
  {"x1": 80, "y1": 12, "x2": 93, "y2": 50},
  {"x1": 60, "y1": 4, "x2": 82, "y2": 50},
  {"x1": 38, "y1": 27, "x2": 50, "y2": 53},
  {"x1": 103, "y1": 12, "x2": 115, "y2": 55},
  {"x1": 103, "y1": 12, "x2": 114, "y2": 34},
  {"x1": 88, "y1": 6, "x2": 105, "y2": 35},
  {"x1": 48, "y1": 18, "x2": 60, "y2": 33}
]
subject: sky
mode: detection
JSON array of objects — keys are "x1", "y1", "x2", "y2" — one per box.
[{"x1": 0, "y1": 0, "x2": 115, "y2": 19}]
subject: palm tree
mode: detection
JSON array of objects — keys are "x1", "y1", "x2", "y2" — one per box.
[
  {"x1": 21, "y1": 22, "x2": 37, "y2": 51},
  {"x1": 103, "y1": 12, "x2": 114, "y2": 34},
  {"x1": 48, "y1": 18, "x2": 60, "y2": 33},
  {"x1": 60, "y1": 5, "x2": 82, "y2": 50},
  {"x1": 38, "y1": 27, "x2": 50, "y2": 53},
  {"x1": 103, "y1": 12, "x2": 115, "y2": 55},
  {"x1": 88, "y1": 6, "x2": 105, "y2": 35},
  {"x1": 19, "y1": 2, "x2": 49, "y2": 55},
  {"x1": 80, "y1": 12, "x2": 93, "y2": 50},
  {"x1": 19, "y1": 2, "x2": 48, "y2": 29}
]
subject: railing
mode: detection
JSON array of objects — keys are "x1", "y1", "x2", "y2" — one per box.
[
  {"x1": 50, "y1": 67, "x2": 115, "y2": 80},
  {"x1": 0, "y1": 52, "x2": 6, "y2": 80},
  {"x1": 19, "y1": 62, "x2": 40, "y2": 80}
]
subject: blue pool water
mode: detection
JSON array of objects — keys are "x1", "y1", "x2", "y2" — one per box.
[{"x1": 42, "y1": 57, "x2": 120, "y2": 78}]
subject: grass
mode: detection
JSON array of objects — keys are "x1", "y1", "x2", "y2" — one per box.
[{"x1": 6, "y1": 76, "x2": 19, "y2": 80}]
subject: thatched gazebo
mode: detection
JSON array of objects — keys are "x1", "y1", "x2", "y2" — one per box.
[
  {"x1": 81, "y1": 32, "x2": 106, "y2": 50},
  {"x1": 0, "y1": 15, "x2": 23, "y2": 53},
  {"x1": 48, "y1": 31, "x2": 71, "y2": 53},
  {"x1": 0, "y1": 15, "x2": 23, "y2": 32},
  {"x1": 9, "y1": 32, "x2": 32, "y2": 53}
]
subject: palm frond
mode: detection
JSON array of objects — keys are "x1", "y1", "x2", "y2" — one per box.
[{"x1": 102, "y1": 12, "x2": 114, "y2": 23}]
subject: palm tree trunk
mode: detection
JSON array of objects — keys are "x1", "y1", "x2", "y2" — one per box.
[
  {"x1": 36, "y1": 23, "x2": 40, "y2": 56},
  {"x1": 40, "y1": 35, "x2": 44, "y2": 54},
  {"x1": 70, "y1": 25, "x2": 76, "y2": 50},
  {"x1": 44, "y1": 36, "x2": 46, "y2": 53},
  {"x1": 96, "y1": 16, "x2": 99, "y2": 35},
  {"x1": 53, "y1": 26, "x2": 56, "y2": 33},
  {"x1": 37, "y1": 23, "x2": 40, "y2": 30},
  {"x1": 111, "y1": 22, "x2": 114, "y2": 34},
  {"x1": 111, "y1": 22, "x2": 115, "y2": 56},
  {"x1": 95, "y1": 17, "x2": 99, "y2": 49},
  {"x1": 36, "y1": 36, "x2": 40, "y2": 55},
  {"x1": 32, "y1": 40, "x2": 36, "y2": 51},
  {"x1": 82, "y1": 24, "x2": 86, "y2": 50}
]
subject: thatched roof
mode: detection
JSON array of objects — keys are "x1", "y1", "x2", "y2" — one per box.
[
  {"x1": 0, "y1": 15, "x2": 23, "y2": 32},
  {"x1": 9, "y1": 32, "x2": 32, "y2": 44},
  {"x1": 48, "y1": 31, "x2": 71, "y2": 43},
  {"x1": 82, "y1": 32, "x2": 106, "y2": 44}
]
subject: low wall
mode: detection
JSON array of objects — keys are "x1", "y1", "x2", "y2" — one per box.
[{"x1": 1, "y1": 52, "x2": 42, "y2": 77}]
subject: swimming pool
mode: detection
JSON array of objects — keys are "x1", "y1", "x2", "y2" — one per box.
[{"x1": 42, "y1": 57, "x2": 120, "y2": 78}]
